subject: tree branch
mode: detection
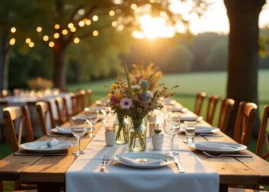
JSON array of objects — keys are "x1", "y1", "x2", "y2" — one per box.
[{"x1": 67, "y1": 4, "x2": 85, "y2": 24}]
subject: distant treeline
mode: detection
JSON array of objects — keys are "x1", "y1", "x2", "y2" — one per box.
[{"x1": 121, "y1": 32, "x2": 269, "y2": 73}]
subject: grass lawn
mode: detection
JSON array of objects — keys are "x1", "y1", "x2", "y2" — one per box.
[{"x1": 0, "y1": 70, "x2": 268, "y2": 190}]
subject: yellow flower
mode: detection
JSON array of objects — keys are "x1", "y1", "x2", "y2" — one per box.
[
  {"x1": 114, "y1": 93, "x2": 123, "y2": 100},
  {"x1": 107, "y1": 93, "x2": 112, "y2": 97},
  {"x1": 112, "y1": 84, "x2": 117, "y2": 90}
]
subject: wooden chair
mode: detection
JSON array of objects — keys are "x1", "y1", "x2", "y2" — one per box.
[
  {"x1": 2, "y1": 106, "x2": 36, "y2": 191},
  {"x1": 86, "y1": 89, "x2": 93, "y2": 107},
  {"x1": 59, "y1": 88, "x2": 69, "y2": 93},
  {"x1": 55, "y1": 97, "x2": 69, "y2": 124},
  {"x1": 76, "y1": 90, "x2": 86, "y2": 112},
  {"x1": 205, "y1": 95, "x2": 220, "y2": 125},
  {"x1": 256, "y1": 105, "x2": 269, "y2": 160},
  {"x1": 217, "y1": 98, "x2": 235, "y2": 133},
  {"x1": 36, "y1": 101, "x2": 55, "y2": 135},
  {"x1": 70, "y1": 94, "x2": 79, "y2": 116},
  {"x1": 233, "y1": 102, "x2": 257, "y2": 146},
  {"x1": 2, "y1": 106, "x2": 34, "y2": 152},
  {"x1": 194, "y1": 92, "x2": 206, "y2": 116},
  {"x1": 0, "y1": 101, "x2": 8, "y2": 142}
]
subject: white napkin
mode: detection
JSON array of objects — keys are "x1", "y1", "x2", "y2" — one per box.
[
  {"x1": 195, "y1": 143, "x2": 238, "y2": 152},
  {"x1": 56, "y1": 126, "x2": 72, "y2": 133},
  {"x1": 119, "y1": 156, "x2": 166, "y2": 165}
]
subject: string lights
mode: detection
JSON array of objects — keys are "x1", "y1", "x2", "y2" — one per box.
[
  {"x1": 10, "y1": 27, "x2": 16, "y2": 33},
  {"x1": 92, "y1": 15, "x2": 98, "y2": 21}
]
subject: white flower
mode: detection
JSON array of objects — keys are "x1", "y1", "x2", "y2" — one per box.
[
  {"x1": 147, "y1": 90, "x2": 154, "y2": 98},
  {"x1": 131, "y1": 85, "x2": 141, "y2": 90},
  {"x1": 120, "y1": 98, "x2": 133, "y2": 109}
]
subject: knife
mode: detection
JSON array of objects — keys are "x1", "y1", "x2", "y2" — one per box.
[{"x1": 174, "y1": 156, "x2": 185, "y2": 173}]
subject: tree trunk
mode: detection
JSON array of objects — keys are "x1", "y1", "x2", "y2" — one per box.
[
  {"x1": 53, "y1": 43, "x2": 66, "y2": 88},
  {"x1": 224, "y1": 0, "x2": 265, "y2": 138},
  {"x1": 0, "y1": 30, "x2": 10, "y2": 90}
]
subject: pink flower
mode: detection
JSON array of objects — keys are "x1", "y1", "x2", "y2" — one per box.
[
  {"x1": 120, "y1": 98, "x2": 133, "y2": 109},
  {"x1": 110, "y1": 95, "x2": 119, "y2": 105}
]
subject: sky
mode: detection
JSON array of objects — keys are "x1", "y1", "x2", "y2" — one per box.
[{"x1": 133, "y1": 0, "x2": 269, "y2": 39}]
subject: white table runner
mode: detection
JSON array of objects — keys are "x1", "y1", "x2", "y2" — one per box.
[{"x1": 66, "y1": 126, "x2": 219, "y2": 192}]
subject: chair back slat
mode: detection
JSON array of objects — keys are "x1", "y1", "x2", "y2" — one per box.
[
  {"x1": 233, "y1": 102, "x2": 257, "y2": 145},
  {"x1": 3, "y1": 106, "x2": 34, "y2": 152},
  {"x1": 86, "y1": 89, "x2": 93, "y2": 107},
  {"x1": 36, "y1": 101, "x2": 55, "y2": 135},
  {"x1": 217, "y1": 98, "x2": 235, "y2": 133},
  {"x1": 76, "y1": 90, "x2": 86, "y2": 112},
  {"x1": 194, "y1": 92, "x2": 206, "y2": 116},
  {"x1": 205, "y1": 95, "x2": 219, "y2": 125},
  {"x1": 55, "y1": 97, "x2": 69, "y2": 124},
  {"x1": 256, "y1": 106, "x2": 269, "y2": 160},
  {"x1": 71, "y1": 94, "x2": 79, "y2": 115}
]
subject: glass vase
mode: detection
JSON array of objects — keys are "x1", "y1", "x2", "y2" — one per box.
[
  {"x1": 113, "y1": 114, "x2": 129, "y2": 145},
  {"x1": 129, "y1": 118, "x2": 147, "y2": 152}
]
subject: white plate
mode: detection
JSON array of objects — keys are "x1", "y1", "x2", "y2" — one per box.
[
  {"x1": 73, "y1": 116, "x2": 87, "y2": 121},
  {"x1": 19, "y1": 140, "x2": 76, "y2": 153},
  {"x1": 51, "y1": 127, "x2": 91, "y2": 135},
  {"x1": 114, "y1": 152, "x2": 175, "y2": 169},
  {"x1": 188, "y1": 141, "x2": 247, "y2": 154},
  {"x1": 180, "y1": 126, "x2": 220, "y2": 134},
  {"x1": 180, "y1": 116, "x2": 201, "y2": 121}
]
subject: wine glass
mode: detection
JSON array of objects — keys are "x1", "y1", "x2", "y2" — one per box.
[
  {"x1": 85, "y1": 108, "x2": 99, "y2": 138},
  {"x1": 71, "y1": 118, "x2": 87, "y2": 156},
  {"x1": 164, "y1": 113, "x2": 180, "y2": 155}
]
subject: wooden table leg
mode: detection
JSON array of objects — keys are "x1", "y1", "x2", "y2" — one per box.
[
  {"x1": 37, "y1": 183, "x2": 62, "y2": 192},
  {"x1": 219, "y1": 184, "x2": 228, "y2": 192}
]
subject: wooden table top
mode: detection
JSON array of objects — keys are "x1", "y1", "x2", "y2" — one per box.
[{"x1": 0, "y1": 109, "x2": 269, "y2": 188}]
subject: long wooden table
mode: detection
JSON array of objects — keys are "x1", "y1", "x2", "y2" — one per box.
[{"x1": 0, "y1": 110, "x2": 269, "y2": 192}]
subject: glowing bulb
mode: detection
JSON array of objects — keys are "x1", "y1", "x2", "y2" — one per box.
[
  {"x1": 62, "y1": 29, "x2": 68, "y2": 35},
  {"x1": 54, "y1": 33, "x2": 59, "y2": 39},
  {"x1": 131, "y1": 4, "x2": 137, "y2": 10},
  {"x1": 92, "y1": 15, "x2": 98, "y2": 21},
  {"x1": 29, "y1": 42, "x2": 34, "y2": 48},
  {"x1": 109, "y1": 10, "x2": 115, "y2": 16},
  {"x1": 25, "y1": 38, "x2": 31, "y2": 44},
  {"x1": 10, "y1": 27, "x2": 16, "y2": 33},
  {"x1": 54, "y1": 24, "x2": 60, "y2": 29},
  {"x1": 79, "y1": 21, "x2": 85, "y2": 27},
  {"x1": 93, "y1": 30, "x2": 98, "y2": 36},
  {"x1": 149, "y1": 0, "x2": 155, "y2": 3},
  {"x1": 43, "y1": 35, "x2": 49, "y2": 41},
  {"x1": 74, "y1": 37, "x2": 80, "y2": 44},
  {"x1": 68, "y1": 23, "x2": 74, "y2": 28},
  {"x1": 36, "y1": 27, "x2": 42, "y2": 32},
  {"x1": 49, "y1": 41, "x2": 54, "y2": 47},
  {"x1": 9, "y1": 38, "x2": 16, "y2": 45},
  {"x1": 85, "y1": 19, "x2": 91, "y2": 25},
  {"x1": 70, "y1": 27, "x2": 76, "y2": 32},
  {"x1": 112, "y1": 21, "x2": 117, "y2": 27}
]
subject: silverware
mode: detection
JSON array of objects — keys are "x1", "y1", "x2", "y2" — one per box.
[
  {"x1": 203, "y1": 151, "x2": 252, "y2": 158},
  {"x1": 100, "y1": 154, "x2": 109, "y2": 172},
  {"x1": 13, "y1": 152, "x2": 69, "y2": 156},
  {"x1": 174, "y1": 156, "x2": 185, "y2": 173},
  {"x1": 197, "y1": 134, "x2": 223, "y2": 137}
]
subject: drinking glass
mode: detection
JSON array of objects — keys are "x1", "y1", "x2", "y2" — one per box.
[
  {"x1": 85, "y1": 108, "x2": 99, "y2": 138},
  {"x1": 184, "y1": 121, "x2": 196, "y2": 143},
  {"x1": 71, "y1": 118, "x2": 87, "y2": 156},
  {"x1": 164, "y1": 113, "x2": 180, "y2": 155}
]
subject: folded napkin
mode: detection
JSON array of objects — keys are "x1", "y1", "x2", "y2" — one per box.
[
  {"x1": 195, "y1": 143, "x2": 238, "y2": 151},
  {"x1": 47, "y1": 138, "x2": 58, "y2": 148},
  {"x1": 119, "y1": 156, "x2": 166, "y2": 165},
  {"x1": 56, "y1": 126, "x2": 72, "y2": 134}
]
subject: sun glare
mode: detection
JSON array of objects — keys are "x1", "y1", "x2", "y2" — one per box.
[{"x1": 133, "y1": 14, "x2": 175, "y2": 40}]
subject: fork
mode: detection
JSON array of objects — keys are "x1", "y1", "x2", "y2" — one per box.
[
  {"x1": 100, "y1": 154, "x2": 109, "y2": 172},
  {"x1": 197, "y1": 133, "x2": 223, "y2": 137},
  {"x1": 203, "y1": 151, "x2": 252, "y2": 158}
]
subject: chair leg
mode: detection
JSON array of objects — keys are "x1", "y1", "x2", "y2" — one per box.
[{"x1": 0, "y1": 181, "x2": 4, "y2": 192}]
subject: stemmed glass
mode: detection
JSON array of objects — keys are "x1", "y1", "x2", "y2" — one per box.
[
  {"x1": 85, "y1": 108, "x2": 99, "y2": 138},
  {"x1": 164, "y1": 113, "x2": 180, "y2": 155},
  {"x1": 71, "y1": 118, "x2": 87, "y2": 156}
]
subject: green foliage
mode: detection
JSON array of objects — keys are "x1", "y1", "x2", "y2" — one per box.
[
  {"x1": 163, "y1": 45, "x2": 193, "y2": 73},
  {"x1": 205, "y1": 40, "x2": 228, "y2": 71}
]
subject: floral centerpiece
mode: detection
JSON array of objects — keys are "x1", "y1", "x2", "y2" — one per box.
[
  {"x1": 27, "y1": 77, "x2": 53, "y2": 91},
  {"x1": 129, "y1": 63, "x2": 162, "y2": 91},
  {"x1": 106, "y1": 63, "x2": 177, "y2": 151}
]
